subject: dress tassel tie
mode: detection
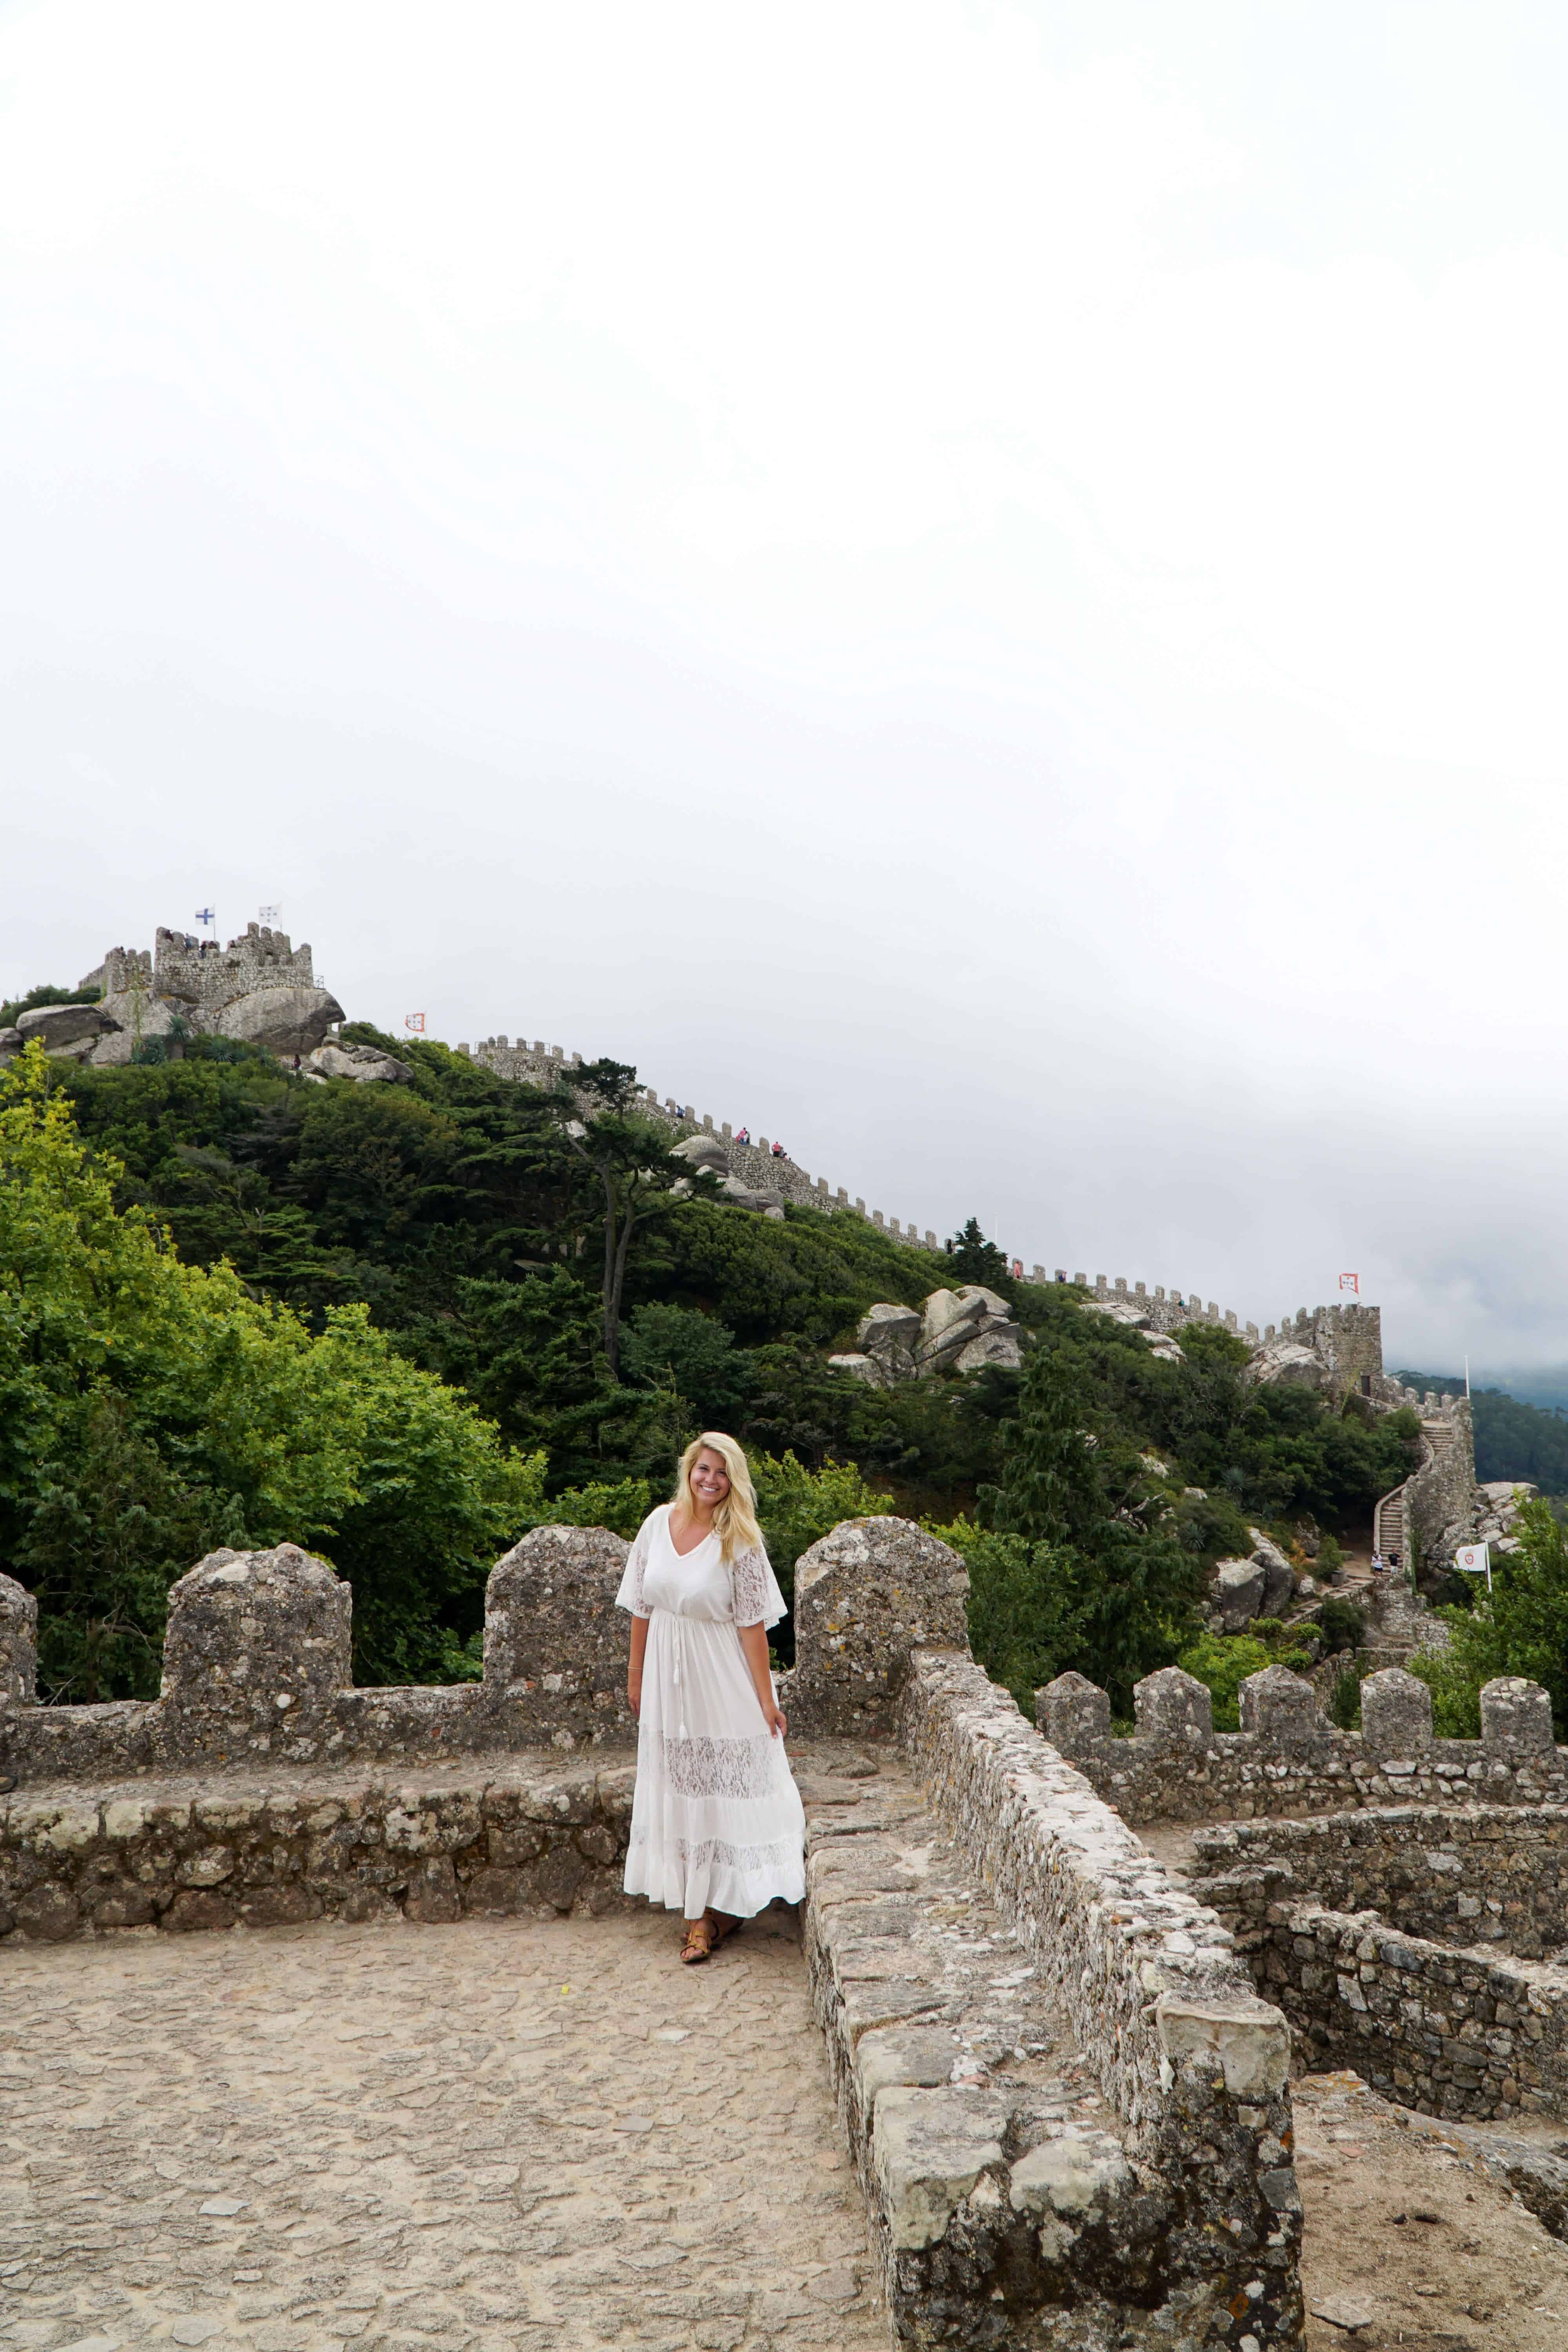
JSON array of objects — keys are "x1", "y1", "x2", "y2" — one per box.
[{"x1": 672, "y1": 1612, "x2": 689, "y2": 1740}]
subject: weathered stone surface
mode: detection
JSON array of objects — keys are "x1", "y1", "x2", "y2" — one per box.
[
  {"x1": 1134, "y1": 1664, "x2": 1214, "y2": 1744},
  {"x1": 214, "y1": 983, "x2": 345, "y2": 1055},
  {"x1": 0, "y1": 1751, "x2": 637, "y2": 1940},
  {"x1": 857, "y1": 1302, "x2": 922, "y2": 1352},
  {"x1": 1, "y1": 1901, "x2": 886, "y2": 2348},
  {"x1": 789, "y1": 1518, "x2": 968, "y2": 1737},
  {"x1": 828, "y1": 1350, "x2": 885, "y2": 1385},
  {"x1": 1245, "y1": 1339, "x2": 1325, "y2": 1390},
  {"x1": 893, "y1": 1653, "x2": 1303, "y2": 2345},
  {"x1": 1250, "y1": 1526, "x2": 1297, "y2": 1615},
  {"x1": 1238, "y1": 1663, "x2": 1323, "y2": 1748},
  {"x1": 1359, "y1": 1664, "x2": 1433, "y2": 1758},
  {"x1": 15, "y1": 1000, "x2": 113, "y2": 1051},
  {"x1": 1214, "y1": 1555, "x2": 1266, "y2": 1628},
  {"x1": 670, "y1": 1131, "x2": 728, "y2": 1174},
  {"x1": 1038, "y1": 1668, "x2": 1111, "y2": 1753},
  {"x1": 0, "y1": 1572, "x2": 38, "y2": 1708},
  {"x1": 483, "y1": 1523, "x2": 634, "y2": 1747},
  {"x1": 1481, "y1": 1673, "x2": 1555, "y2": 1759},
  {"x1": 302, "y1": 1039, "x2": 414, "y2": 1083},
  {"x1": 953, "y1": 1323, "x2": 1022, "y2": 1372},
  {"x1": 159, "y1": 1543, "x2": 352, "y2": 1768}
]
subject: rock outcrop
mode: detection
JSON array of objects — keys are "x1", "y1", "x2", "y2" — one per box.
[
  {"x1": 15, "y1": 1002, "x2": 115, "y2": 1057},
  {"x1": 830, "y1": 1285, "x2": 1023, "y2": 1387},
  {"x1": 1078, "y1": 1294, "x2": 1186, "y2": 1363},
  {"x1": 216, "y1": 984, "x2": 345, "y2": 1056},
  {"x1": 1244, "y1": 1338, "x2": 1325, "y2": 1391},
  {"x1": 302, "y1": 1040, "x2": 413, "y2": 1085},
  {"x1": 1208, "y1": 1528, "x2": 1299, "y2": 1630}
]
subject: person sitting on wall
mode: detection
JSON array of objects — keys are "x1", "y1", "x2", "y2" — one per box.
[
  {"x1": 771, "y1": 1140, "x2": 784, "y2": 1158},
  {"x1": 617, "y1": 1433, "x2": 804, "y2": 1965}
]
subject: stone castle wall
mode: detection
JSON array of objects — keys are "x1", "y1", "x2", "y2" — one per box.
[
  {"x1": 1191, "y1": 1802, "x2": 1568, "y2": 1961},
  {"x1": 1038, "y1": 1662, "x2": 1568, "y2": 1826},
  {"x1": 0, "y1": 1516, "x2": 971, "y2": 1787},
  {"x1": 1206, "y1": 1871, "x2": 1568, "y2": 2123}
]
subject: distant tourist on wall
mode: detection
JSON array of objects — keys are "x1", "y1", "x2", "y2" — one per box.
[
  {"x1": 771, "y1": 1140, "x2": 785, "y2": 1158},
  {"x1": 617, "y1": 1434, "x2": 804, "y2": 1965},
  {"x1": 735, "y1": 1125, "x2": 750, "y2": 1144}
]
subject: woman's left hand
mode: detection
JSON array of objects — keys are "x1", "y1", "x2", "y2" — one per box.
[{"x1": 761, "y1": 1698, "x2": 788, "y2": 1739}]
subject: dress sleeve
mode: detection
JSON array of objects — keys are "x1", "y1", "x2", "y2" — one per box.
[
  {"x1": 615, "y1": 1514, "x2": 656, "y2": 1617},
  {"x1": 729, "y1": 1541, "x2": 788, "y2": 1630}
]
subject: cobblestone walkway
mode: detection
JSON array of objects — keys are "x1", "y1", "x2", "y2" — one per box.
[{"x1": 0, "y1": 1907, "x2": 886, "y2": 2352}]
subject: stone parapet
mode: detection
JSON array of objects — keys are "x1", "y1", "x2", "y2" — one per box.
[
  {"x1": 0, "y1": 1517, "x2": 968, "y2": 1785},
  {"x1": 788, "y1": 1518, "x2": 969, "y2": 1739},
  {"x1": 1038, "y1": 1664, "x2": 1568, "y2": 1824},
  {"x1": 0, "y1": 1751, "x2": 637, "y2": 1941},
  {"x1": 896, "y1": 1651, "x2": 1303, "y2": 2346},
  {"x1": 1208, "y1": 1875, "x2": 1568, "y2": 2124},
  {"x1": 1192, "y1": 1802, "x2": 1568, "y2": 1962}
]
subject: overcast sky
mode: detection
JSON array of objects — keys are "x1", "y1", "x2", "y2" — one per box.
[{"x1": 5, "y1": 2, "x2": 1568, "y2": 1375}]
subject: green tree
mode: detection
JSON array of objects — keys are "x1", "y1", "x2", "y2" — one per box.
[
  {"x1": 944, "y1": 1217, "x2": 1009, "y2": 1286},
  {"x1": 979, "y1": 1343, "x2": 1206, "y2": 1709},
  {"x1": 561, "y1": 1060, "x2": 700, "y2": 1374},
  {"x1": 927, "y1": 1518, "x2": 1088, "y2": 1716},
  {"x1": 0, "y1": 1045, "x2": 547, "y2": 1694},
  {"x1": 1408, "y1": 1496, "x2": 1568, "y2": 1736},
  {"x1": 620, "y1": 1302, "x2": 757, "y2": 1430}
]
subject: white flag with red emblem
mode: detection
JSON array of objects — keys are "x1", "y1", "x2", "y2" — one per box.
[{"x1": 1339, "y1": 1271, "x2": 1359, "y2": 1294}]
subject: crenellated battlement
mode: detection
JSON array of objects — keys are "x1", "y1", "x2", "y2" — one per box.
[
  {"x1": 1038, "y1": 1660, "x2": 1567, "y2": 1824},
  {"x1": 151, "y1": 921, "x2": 316, "y2": 1006}
]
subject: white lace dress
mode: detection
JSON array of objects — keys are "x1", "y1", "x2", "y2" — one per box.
[{"x1": 615, "y1": 1504, "x2": 806, "y2": 1921}]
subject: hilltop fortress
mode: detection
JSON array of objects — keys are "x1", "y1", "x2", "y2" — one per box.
[{"x1": 4, "y1": 926, "x2": 1487, "y2": 1577}]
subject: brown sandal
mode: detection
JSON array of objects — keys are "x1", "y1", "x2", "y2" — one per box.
[{"x1": 679, "y1": 1910, "x2": 739, "y2": 1965}]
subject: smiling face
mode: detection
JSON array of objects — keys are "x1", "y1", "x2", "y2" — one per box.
[{"x1": 689, "y1": 1446, "x2": 731, "y2": 1508}]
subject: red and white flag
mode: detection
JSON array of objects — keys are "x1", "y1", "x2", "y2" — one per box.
[
  {"x1": 404, "y1": 1013, "x2": 426, "y2": 1033},
  {"x1": 1339, "y1": 1271, "x2": 1359, "y2": 1294}
]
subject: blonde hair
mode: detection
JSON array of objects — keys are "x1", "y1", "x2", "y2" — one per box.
[{"x1": 673, "y1": 1432, "x2": 762, "y2": 1562}]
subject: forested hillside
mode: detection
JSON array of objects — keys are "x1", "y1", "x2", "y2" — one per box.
[
  {"x1": 2, "y1": 1026, "x2": 1420, "y2": 1712},
  {"x1": 1397, "y1": 1371, "x2": 1568, "y2": 1492}
]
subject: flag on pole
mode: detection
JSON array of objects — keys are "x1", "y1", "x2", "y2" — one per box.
[
  {"x1": 404, "y1": 1013, "x2": 426, "y2": 1033},
  {"x1": 1339, "y1": 1271, "x2": 1359, "y2": 1294},
  {"x1": 1455, "y1": 1541, "x2": 1491, "y2": 1589}
]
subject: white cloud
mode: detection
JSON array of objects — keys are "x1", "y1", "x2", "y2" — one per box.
[{"x1": 2, "y1": 0, "x2": 1567, "y2": 1368}]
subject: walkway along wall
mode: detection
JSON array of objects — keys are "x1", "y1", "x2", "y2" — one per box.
[{"x1": 0, "y1": 1525, "x2": 1307, "y2": 2348}]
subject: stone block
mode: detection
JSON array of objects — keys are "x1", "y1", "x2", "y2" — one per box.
[
  {"x1": 790, "y1": 1518, "x2": 969, "y2": 1738},
  {"x1": 1360, "y1": 1667, "x2": 1433, "y2": 1758},
  {"x1": 1480, "y1": 1677, "x2": 1555, "y2": 1760},
  {"x1": 160, "y1": 1545, "x2": 351, "y2": 1768},
  {"x1": 484, "y1": 1524, "x2": 633, "y2": 1747},
  {"x1": 1239, "y1": 1664, "x2": 1323, "y2": 1749},
  {"x1": 0, "y1": 1573, "x2": 38, "y2": 1709},
  {"x1": 869, "y1": 2084, "x2": 1007, "y2": 2250},
  {"x1": 1037, "y1": 1670, "x2": 1111, "y2": 1754},
  {"x1": 1134, "y1": 1666, "x2": 1214, "y2": 1745},
  {"x1": 1214, "y1": 1557, "x2": 1266, "y2": 1629}
]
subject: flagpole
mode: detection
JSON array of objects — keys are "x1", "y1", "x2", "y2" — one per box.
[{"x1": 1465, "y1": 1354, "x2": 1470, "y2": 1400}]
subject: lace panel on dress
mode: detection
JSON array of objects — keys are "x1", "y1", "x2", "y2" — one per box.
[
  {"x1": 624, "y1": 1520, "x2": 650, "y2": 1614},
  {"x1": 729, "y1": 1545, "x2": 771, "y2": 1625},
  {"x1": 628, "y1": 1826, "x2": 799, "y2": 1874},
  {"x1": 662, "y1": 1733, "x2": 779, "y2": 1800}
]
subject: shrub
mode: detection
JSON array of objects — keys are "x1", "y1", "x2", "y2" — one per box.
[
  {"x1": 1175, "y1": 1633, "x2": 1274, "y2": 1732},
  {"x1": 1316, "y1": 1597, "x2": 1366, "y2": 1654}
]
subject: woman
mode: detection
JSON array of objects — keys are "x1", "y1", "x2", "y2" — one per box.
[{"x1": 616, "y1": 1433, "x2": 806, "y2": 1962}]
